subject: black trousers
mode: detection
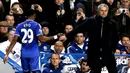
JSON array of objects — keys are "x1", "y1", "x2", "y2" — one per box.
[{"x1": 87, "y1": 50, "x2": 117, "y2": 73}]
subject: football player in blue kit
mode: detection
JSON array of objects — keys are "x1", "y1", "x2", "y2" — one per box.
[{"x1": 3, "y1": 9, "x2": 60, "y2": 73}]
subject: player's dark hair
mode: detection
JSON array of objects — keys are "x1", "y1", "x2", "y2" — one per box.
[
  {"x1": 26, "y1": 9, "x2": 37, "y2": 17},
  {"x1": 40, "y1": 21, "x2": 49, "y2": 28}
]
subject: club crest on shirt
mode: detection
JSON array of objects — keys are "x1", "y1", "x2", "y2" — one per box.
[
  {"x1": 43, "y1": 46, "x2": 47, "y2": 51},
  {"x1": 50, "y1": 70, "x2": 53, "y2": 72}
]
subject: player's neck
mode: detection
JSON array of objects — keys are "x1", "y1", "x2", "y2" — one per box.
[
  {"x1": 27, "y1": 18, "x2": 35, "y2": 20},
  {"x1": 27, "y1": 16, "x2": 35, "y2": 20}
]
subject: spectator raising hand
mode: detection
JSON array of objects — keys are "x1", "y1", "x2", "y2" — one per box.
[
  {"x1": 76, "y1": 11, "x2": 86, "y2": 22},
  {"x1": 31, "y1": 4, "x2": 43, "y2": 12}
]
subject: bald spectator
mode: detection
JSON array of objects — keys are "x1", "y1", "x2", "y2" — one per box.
[{"x1": 50, "y1": 41, "x2": 65, "y2": 53}]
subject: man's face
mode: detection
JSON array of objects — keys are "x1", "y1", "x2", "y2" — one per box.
[
  {"x1": 6, "y1": 16, "x2": 15, "y2": 26},
  {"x1": 98, "y1": 6, "x2": 108, "y2": 18},
  {"x1": 12, "y1": 4, "x2": 20, "y2": 9},
  {"x1": 54, "y1": 41, "x2": 64, "y2": 53},
  {"x1": 121, "y1": 0, "x2": 130, "y2": 8},
  {"x1": 42, "y1": 27, "x2": 49, "y2": 36},
  {"x1": 107, "y1": 0, "x2": 114, "y2": 4},
  {"x1": 81, "y1": 62, "x2": 90, "y2": 72},
  {"x1": 65, "y1": 25, "x2": 73, "y2": 34},
  {"x1": 121, "y1": 37, "x2": 130, "y2": 46},
  {"x1": 0, "y1": 26, "x2": 8, "y2": 34},
  {"x1": 51, "y1": 54, "x2": 60, "y2": 67},
  {"x1": 75, "y1": 33, "x2": 85, "y2": 45},
  {"x1": 55, "y1": 0, "x2": 64, "y2": 6}
]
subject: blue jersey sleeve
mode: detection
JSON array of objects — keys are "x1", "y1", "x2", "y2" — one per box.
[
  {"x1": 15, "y1": 25, "x2": 20, "y2": 37},
  {"x1": 36, "y1": 23, "x2": 43, "y2": 36}
]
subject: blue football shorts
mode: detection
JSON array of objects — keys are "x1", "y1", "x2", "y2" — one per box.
[{"x1": 21, "y1": 56, "x2": 41, "y2": 72}]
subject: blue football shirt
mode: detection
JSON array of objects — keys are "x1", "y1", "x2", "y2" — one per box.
[{"x1": 15, "y1": 19, "x2": 43, "y2": 58}]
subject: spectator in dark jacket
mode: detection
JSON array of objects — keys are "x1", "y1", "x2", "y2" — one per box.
[
  {"x1": 117, "y1": 34, "x2": 130, "y2": 54},
  {"x1": 73, "y1": 3, "x2": 88, "y2": 28},
  {"x1": 67, "y1": 32, "x2": 88, "y2": 53}
]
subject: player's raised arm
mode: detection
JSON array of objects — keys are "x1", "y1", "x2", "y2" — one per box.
[
  {"x1": 37, "y1": 33, "x2": 63, "y2": 43},
  {"x1": 37, "y1": 35, "x2": 55, "y2": 43}
]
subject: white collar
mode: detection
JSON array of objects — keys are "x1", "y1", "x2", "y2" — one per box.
[
  {"x1": 51, "y1": 45, "x2": 65, "y2": 53},
  {"x1": 77, "y1": 43, "x2": 84, "y2": 49}
]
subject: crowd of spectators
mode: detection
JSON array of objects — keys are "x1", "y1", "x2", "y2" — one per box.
[{"x1": 0, "y1": 0, "x2": 130, "y2": 73}]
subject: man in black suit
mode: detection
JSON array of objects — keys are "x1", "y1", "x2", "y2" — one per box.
[{"x1": 63, "y1": 3, "x2": 119, "y2": 73}]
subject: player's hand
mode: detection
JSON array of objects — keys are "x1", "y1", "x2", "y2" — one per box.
[
  {"x1": 53, "y1": 33, "x2": 64, "y2": 40},
  {"x1": 57, "y1": 33, "x2": 67, "y2": 41},
  {"x1": 3, "y1": 55, "x2": 8, "y2": 64},
  {"x1": 59, "y1": 35, "x2": 67, "y2": 41}
]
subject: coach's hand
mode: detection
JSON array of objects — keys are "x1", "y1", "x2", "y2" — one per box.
[
  {"x1": 59, "y1": 35, "x2": 67, "y2": 41},
  {"x1": 3, "y1": 55, "x2": 8, "y2": 64}
]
